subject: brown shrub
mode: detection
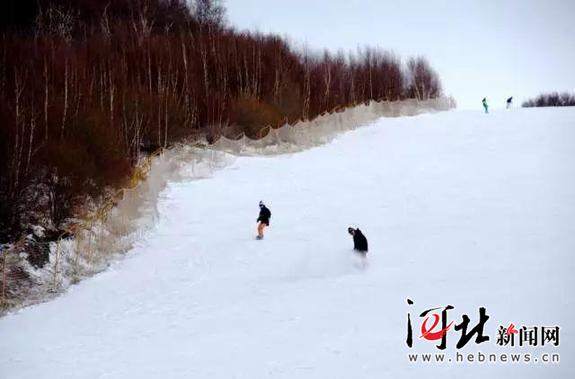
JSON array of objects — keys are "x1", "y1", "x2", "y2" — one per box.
[{"x1": 229, "y1": 96, "x2": 282, "y2": 139}]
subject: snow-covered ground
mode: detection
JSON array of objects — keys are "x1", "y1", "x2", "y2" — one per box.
[{"x1": 1, "y1": 107, "x2": 574, "y2": 378}]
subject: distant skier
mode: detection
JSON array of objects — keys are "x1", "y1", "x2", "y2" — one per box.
[
  {"x1": 506, "y1": 96, "x2": 513, "y2": 109},
  {"x1": 482, "y1": 98, "x2": 489, "y2": 113},
  {"x1": 256, "y1": 201, "x2": 271, "y2": 239},
  {"x1": 348, "y1": 227, "x2": 368, "y2": 255}
]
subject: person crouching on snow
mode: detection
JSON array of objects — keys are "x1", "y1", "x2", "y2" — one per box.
[
  {"x1": 257, "y1": 201, "x2": 271, "y2": 239},
  {"x1": 348, "y1": 227, "x2": 368, "y2": 255}
]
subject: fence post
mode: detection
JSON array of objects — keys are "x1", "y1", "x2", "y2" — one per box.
[
  {"x1": 73, "y1": 231, "x2": 81, "y2": 282},
  {"x1": 86, "y1": 221, "x2": 94, "y2": 266},
  {"x1": 52, "y1": 240, "x2": 61, "y2": 292},
  {"x1": 1, "y1": 247, "x2": 6, "y2": 308}
]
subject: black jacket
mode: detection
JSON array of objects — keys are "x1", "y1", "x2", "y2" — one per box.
[
  {"x1": 353, "y1": 229, "x2": 368, "y2": 252},
  {"x1": 257, "y1": 206, "x2": 271, "y2": 225}
]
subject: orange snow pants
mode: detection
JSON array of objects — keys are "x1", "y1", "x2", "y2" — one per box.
[{"x1": 257, "y1": 222, "x2": 267, "y2": 237}]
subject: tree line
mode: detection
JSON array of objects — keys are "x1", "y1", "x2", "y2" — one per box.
[
  {"x1": 0, "y1": 0, "x2": 443, "y2": 245},
  {"x1": 522, "y1": 92, "x2": 575, "y2": 108}
]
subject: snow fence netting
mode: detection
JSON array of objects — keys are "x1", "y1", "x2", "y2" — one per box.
[
  {"x1": 212, "y1": 98, "x2": 454, "y2": 155},
  {"x1": 0, "y1": 146, "x2": 234, "y2": 313},
  {"x1": 0, "y1": 97, "x2": 454, "y2": 314}
]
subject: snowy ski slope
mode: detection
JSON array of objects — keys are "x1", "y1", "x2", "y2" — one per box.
[{"x1": 1, "y1": 107, "x2": 574, "y2": 378}]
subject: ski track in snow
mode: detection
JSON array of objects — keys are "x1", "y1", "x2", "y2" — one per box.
[{"x1": 1, "y1": 108, "x2": 574, "y2": 378}]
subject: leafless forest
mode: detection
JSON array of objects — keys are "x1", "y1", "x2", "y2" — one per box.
[
  {"x1": 522, "y1": 92, "x2": 575, "y2": 108},
  {"x1": 0, "y1": 0, "x2": 442, "y2": 246}
]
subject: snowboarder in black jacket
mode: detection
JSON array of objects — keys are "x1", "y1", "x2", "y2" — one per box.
[
  {"x1": 348, "y1": 227, "x2": 368, "y2": 255},
  {"x1": 506, "y1": 96, "x2": 513, "y2": 109},
  {"x1": 257, "y1": 201, "x2": 271, "y2": 239}
]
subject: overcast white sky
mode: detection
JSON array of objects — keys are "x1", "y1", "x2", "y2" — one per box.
[{"x1": 224, "y1": 0, "x2": 575, "y2": 109}]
